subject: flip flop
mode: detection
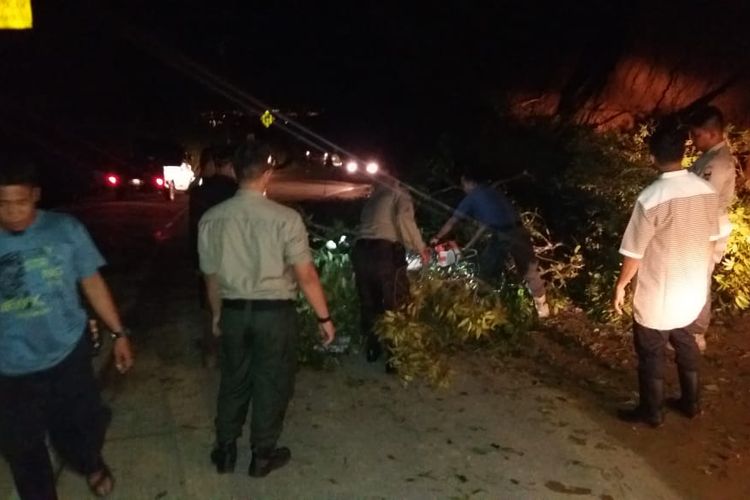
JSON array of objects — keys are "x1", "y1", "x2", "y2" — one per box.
[{"x1": 87, "y1": 463, "x2": 115, "y2": 498}]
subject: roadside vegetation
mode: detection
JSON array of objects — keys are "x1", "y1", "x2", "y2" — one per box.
[{"x1": 296, "y1": 116, "x2": 750, "y2": 386}]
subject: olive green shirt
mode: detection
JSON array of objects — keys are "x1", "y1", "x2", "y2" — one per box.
[
  {"x1": 357, "y1": 183, "x2": 426, "y2": 252},
  {"x1": 198, "y1": 189, "x2": 312, "y2": 300}
]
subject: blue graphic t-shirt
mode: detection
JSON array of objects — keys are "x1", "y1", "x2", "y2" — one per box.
[{"x1": 0, "y1": 211, "x2": 105, "y2": 375}]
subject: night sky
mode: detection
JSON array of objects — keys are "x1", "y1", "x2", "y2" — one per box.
[{"x1": 1, "y1": 1, "x2": 748, "y2": 170}]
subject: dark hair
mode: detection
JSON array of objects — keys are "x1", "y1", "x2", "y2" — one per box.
[
  {"x1": 233, "y1": 142, "x2": 274, "y2": 181},
  {"x1": 460, "y1": 169, "x2": 490, "y2": 185},
  {"x1": 688, "y1": 105, "x2": 724, "y2": 132},
  {"x1": 0, "y1": 157, "x2": 39, "y2": 187},
  {"x1": 649, "y1": 119, "x2": 688, "y2": 165}
]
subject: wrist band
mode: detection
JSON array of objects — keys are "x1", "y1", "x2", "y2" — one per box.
[{"x1": 317, "y1": 316, "x2": 332, "y2": 324}]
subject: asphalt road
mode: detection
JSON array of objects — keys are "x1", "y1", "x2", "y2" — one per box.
[{"x1": 2, "y1": 193, "x2": 680, "y2": 500}]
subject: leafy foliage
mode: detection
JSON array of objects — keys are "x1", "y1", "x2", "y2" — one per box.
[
  {"x1": 376, "y1": 270, "x2": 511, "y2": 388},
  {"x1": 714, "y1": 194, "x2": 750, "y2": 313},
  {"x1": 296, "y1": 230, "x2": 359, "y2": 369}
]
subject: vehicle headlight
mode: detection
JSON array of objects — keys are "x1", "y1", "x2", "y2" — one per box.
[{"x1": 366, "y1": 162, "x2": 379, "y2": 174}]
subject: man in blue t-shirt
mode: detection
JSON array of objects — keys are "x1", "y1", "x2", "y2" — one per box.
[
  {"x1": 0, "y1": 159, "x2": 134, "y2": 499},
  {"x1": 431, "y1": 171, "x2": 549, "y2": 318}
]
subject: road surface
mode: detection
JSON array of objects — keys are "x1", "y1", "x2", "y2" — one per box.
[{"x1": 1, "y1": 194, "x2": 680, "y2": 500}]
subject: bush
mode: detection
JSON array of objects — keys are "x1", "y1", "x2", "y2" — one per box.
[
  {"x1": 376, "y1": 269, "x2": 511, "y2": 388},
  {"x1": 296, "y1": 229, "x2": 360, "y2": 369},
  {"x1": 715, "y1": 194, "x2": 750, "y2": 313}
]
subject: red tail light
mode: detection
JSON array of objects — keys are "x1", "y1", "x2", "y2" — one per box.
[
  {"x1": 154, "y1": 177, "x2": 165, "y2": 188},
  {"x1": 106, "y1": 174, "x2": 120, "y2": 186}
]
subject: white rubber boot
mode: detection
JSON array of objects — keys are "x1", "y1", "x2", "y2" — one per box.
[{"x1": 533, "y1": 295, "x2": 550, "y2": 319}]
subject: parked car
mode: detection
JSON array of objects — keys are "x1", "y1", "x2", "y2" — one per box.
[{"x1": 95, "y1": 165, "x2": 168, "y2": 200}]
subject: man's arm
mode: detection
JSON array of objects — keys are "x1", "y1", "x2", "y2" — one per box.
[
  {"x1": 395, "y1": 193, "x2": 429, "y2": 262},
  {"x1": 293, "y1": 261, "x2": 335, "y2": 345},
  {"x1": 613, "y1": 257, "x2": 640, "y2": 315},
  {"x1": 431, "y1": 216, "x2": 460, "y2": 244},
  {"x1": 80, "y1": 272, "x2": 134, "y2": 373},
  {"x1": 704, "y1": 158, "x2": 736, "y2": 210},
  {"x1": 203, "y1": 273, "x2": 222, "y2": 337}
]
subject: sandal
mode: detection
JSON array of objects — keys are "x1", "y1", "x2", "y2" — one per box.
[{"x1": 87, "y1": 463, "x2": 115, "y2": 497}]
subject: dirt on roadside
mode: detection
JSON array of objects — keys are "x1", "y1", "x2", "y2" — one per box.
[{"x1": 510, "y1": 311, "x2": 750, "y2": 500}]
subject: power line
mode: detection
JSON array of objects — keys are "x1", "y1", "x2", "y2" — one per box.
[{"x1": 118, "y1": 27, "x2": 460, "y2": 219}]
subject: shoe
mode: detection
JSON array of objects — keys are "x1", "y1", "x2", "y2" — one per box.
[
  {"x1": 618, "y1": 378, "x2": 664, "y2": 428},
  {"x1": 210, "y1": 442, "x2": 237, "y2": 473},
  {"x1": 249, "y1": 447, "x2": 291, "y2": 477},
  {"x1": 617, "y1": 405, "x2": 664, "y2": 428},
  {"x1": 533, "y1": 295, "x2": 550, "y2": 319},
  {"x1": 667, "y1": 370, "x2": 701, "y2": 418},
  {"x1": 365, "y1": 336, "x2": 382, "y2": 363},
  {"x1": 385, "y1": 360, "x2": 397, "y2": 375}
]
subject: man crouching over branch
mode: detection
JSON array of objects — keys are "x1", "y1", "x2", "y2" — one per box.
[
  {"x1": 198, "y1": 142, "x2": 335, "y2": 477},
  {"x1": 614, "y1": 120, "x2": 722, "y2": 427}
]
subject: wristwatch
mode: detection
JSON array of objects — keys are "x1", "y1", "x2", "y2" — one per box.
[
  {"x1": 110, "y1": 327, "x2": 132, "y2": 340},
  {"x1": 317, "y1": 316, "x2": 332, "y2": 324}
]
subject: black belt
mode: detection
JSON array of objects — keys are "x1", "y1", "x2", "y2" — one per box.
[{"x1": 222, "y1": 299, "x2": 294, "y2": 311}]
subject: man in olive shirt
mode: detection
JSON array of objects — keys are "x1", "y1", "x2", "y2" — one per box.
[
  {"x1": 353, "y1": 171, "x2": 430, "y2": 367},
  {"x1": 198, "y1": 143, "x2": 335, "y2": 477},
  {"x1": 687, "y1": 106, "x2": 738, "y2": 348}
]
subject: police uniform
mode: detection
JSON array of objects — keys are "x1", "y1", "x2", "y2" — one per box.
[
  {"x1": 198, "y1": 189, "x2": 311, "y2": 454},
  {"x1": 353, "y1": 182, "x2": 426, "y2": 362},
  {"x1": 689, "y1": 141, "x2": 737, "y2": 334}
]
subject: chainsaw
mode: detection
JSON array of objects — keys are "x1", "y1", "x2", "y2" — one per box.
[{"x1": 433, "y1": 240, "x2": 462, "y2": 267}]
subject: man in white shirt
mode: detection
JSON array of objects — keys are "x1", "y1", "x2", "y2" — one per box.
[{"x1": 614, "y1": 120, "x2": 721, "y2": 427}]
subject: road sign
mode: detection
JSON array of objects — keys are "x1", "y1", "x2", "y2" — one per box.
[
  {"x1": 0, "y1": 0, "x2": 33, "y2": 29},
  {"x1": 260, "y1": 110, "x2": 274, "y2": 128}
]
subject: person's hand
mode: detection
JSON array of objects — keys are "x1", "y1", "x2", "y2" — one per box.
[
  {"x1": 114, "y1": 337, "x2": 134, "y2": 374},
  {"x1": 612, "y1": 285, "x2": 626, "y2": 315},
  {"x1": 429, "y1": 236, "x2": 440, "y2": 246},
  {"x1": 211, "y1": 316, "x2": 222, "y2": 337},
  {"x1": 318, "y1": 320, "x2": 335, "y2": 346},
  {"x1": 420, "y1": 247, "x2": 431, "y2": 265}
]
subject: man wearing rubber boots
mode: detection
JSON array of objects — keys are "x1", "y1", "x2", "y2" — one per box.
[
  {"x1": 199, "y1": 142, "x2": 335, "y2": 477},
  {"x1": 0, "y1": 158, "x2": 134, "y2": 499},
  {"x1": 614, "y1": 121, "x2": 721, "y2": 427},
  {"x1": 352, "y1": 168, "x2": 430, "y2": 370}
]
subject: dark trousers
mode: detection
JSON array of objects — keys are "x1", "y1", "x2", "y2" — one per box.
[
  {"x1": 351, "y1": 239, "x2": 410, "y2": 347},
  {"x1": 0, "y1": 336, "x2": 110, "y2": 500},
  {"x1": 478, "y1": 228, "x2": 546, "y2": 298},
  {"x1": 633, "y1": 321, "x2": 700, "y2": 380},
  {"x1": 215, "y1": 300, "x2": 298, "y2": 453}
]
